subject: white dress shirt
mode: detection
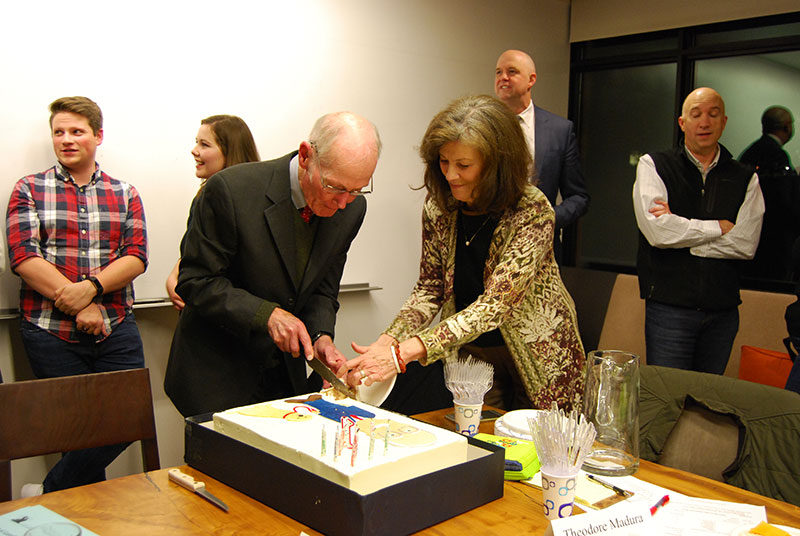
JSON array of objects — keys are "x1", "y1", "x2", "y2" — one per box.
[
  {"x1": 632, "y1": 146, "x2": 764, "y2": 260},
  {"x1": 518, "y1": 101, "x2": 535, "y2": 161}
]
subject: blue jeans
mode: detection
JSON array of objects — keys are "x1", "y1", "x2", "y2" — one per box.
[
  {"x1": 784, "y1": 336, "x2": 800, "y2": 394},
  {"x1": 645, "y1": 301, "x2": 738, "y2": 375},
  {"x1": 19, "y1": 315, "x2": 145, "y2": 493}
]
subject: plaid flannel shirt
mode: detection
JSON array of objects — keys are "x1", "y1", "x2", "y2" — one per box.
[{"x1": 6, "y1": 162, "x2": 148, "y2": 342}]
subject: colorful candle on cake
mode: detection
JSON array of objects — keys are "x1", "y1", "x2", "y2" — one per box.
[
  {"x1": 368, "y1": 422, "x2": 375, "y2": 460},
  {"x1": 351, "y1": 433, "x2": 358, "y2": 467}
]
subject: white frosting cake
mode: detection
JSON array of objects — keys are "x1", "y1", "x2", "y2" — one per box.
[{"x1": 213, "y1": 392, "x2": 469, "y2": 495}]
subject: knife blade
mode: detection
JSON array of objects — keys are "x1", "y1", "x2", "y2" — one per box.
[
  {"x1": 168, "y1": 468, "x2": 229, "y2": 512},
  {"x1": 308, "y1": 356, "x2": 357, "y2": 399}
]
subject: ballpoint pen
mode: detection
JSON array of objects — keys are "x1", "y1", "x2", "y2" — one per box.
[{"x1": 585, "y1": 473, "x2": 632, "y2": 497}]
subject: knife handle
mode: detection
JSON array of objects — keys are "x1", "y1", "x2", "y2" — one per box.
[{"x1": 169, "y1": 468, "x2": 205, "y2": 492}]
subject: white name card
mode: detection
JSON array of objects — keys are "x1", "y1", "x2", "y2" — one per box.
[{"x1": 545, "y1": 504, "x2": 652, "y2": 536}]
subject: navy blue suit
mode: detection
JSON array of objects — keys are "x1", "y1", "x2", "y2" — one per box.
[{"x1": 532, "y1": 106, "x2": 590, "y2": 231}]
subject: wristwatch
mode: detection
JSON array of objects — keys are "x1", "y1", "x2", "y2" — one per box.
[
  {"x1": 311, "y1": 331, "x2": 331, "y2": 344},
  {"x1": 88, "y1": 276, "x2": 104, "y2": 297}
]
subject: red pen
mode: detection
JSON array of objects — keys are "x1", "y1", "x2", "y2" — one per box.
[{"x1": 650, "y1": 494, "x2": 670, "y2": 515}]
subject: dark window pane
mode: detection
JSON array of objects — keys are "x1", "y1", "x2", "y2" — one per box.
[
  {"x1": 582, "y1": 34, "x2": 678, "y2": 60},
  {"x1": 696, "y1": 52, "x2": 800, "y2": 283},
  {"x1": 695, "y1": 52, "x2": 800, "y2": 164},
  {"x1": 577, "y1": 63, "x2": 677, "y2": 268},
  {"x1": 697, "y1": 21, "x2": 800, "y2": 46}
]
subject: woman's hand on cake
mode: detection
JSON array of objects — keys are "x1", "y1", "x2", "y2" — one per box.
[{"x1": 341, "y1": 343, "x2": 397, "y2": 387}]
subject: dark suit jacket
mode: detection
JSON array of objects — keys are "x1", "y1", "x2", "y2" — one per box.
[
  {"x1": 533, "y1": 106, "x2": 589, "y2": 230},
  {"x1": 740, "y1": 135, "x2": 799, "y2": 279},
  {"x1": 739, "y1": 134, "x2": 795, "y2": 177},
  {"x1": 164, "y1": 152, "x2": 366, "y2": 416}
]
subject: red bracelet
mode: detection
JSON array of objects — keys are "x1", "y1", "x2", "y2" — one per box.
[{"x1": 392, "y1": 343, "x2": 406, "y2": 373}]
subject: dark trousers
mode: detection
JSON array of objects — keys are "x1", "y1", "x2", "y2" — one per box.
[
  {"x1": 784, "y1": 336, "x2": 800, "y2": 394},
  {"x1": 644, "y1": 301, "x2": 738, "y2": 375},
  {"x1": 19, "y1": 315, "x2": 145, "y2": 493}
]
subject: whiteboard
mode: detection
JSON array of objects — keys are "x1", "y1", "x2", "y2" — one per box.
[{"x1": 0, "y1": 0, "x2": 571, "y2": 309}]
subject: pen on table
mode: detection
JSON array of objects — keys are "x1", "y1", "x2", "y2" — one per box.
[
  {"x1": 650, "y1": 494, "x2": 670, "y2": 515},
  {"x1": 585, "y1": 474, "x2": 632, "y2": 497}
]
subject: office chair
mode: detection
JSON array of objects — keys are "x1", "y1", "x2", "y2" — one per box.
[{"x1": 0, "y1": 368, "x2": 160, "y2": 501}]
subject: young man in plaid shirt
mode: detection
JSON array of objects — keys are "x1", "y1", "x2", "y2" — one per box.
[{"x1": 5, "y1": 96, "x2": 148, "y2": 494}]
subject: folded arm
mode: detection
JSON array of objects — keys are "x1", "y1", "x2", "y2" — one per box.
[{"x1": 632, "y1": 155, "x2": 723, "y2": 249}]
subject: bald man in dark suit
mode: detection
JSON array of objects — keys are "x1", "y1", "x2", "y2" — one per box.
[{"x1": 495, "y1": 49, "x2": 589, "y2": 262}]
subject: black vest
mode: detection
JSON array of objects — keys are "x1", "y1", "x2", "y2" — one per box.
[{"x1": 637, "y1": 144, "x2": 752, "y2": 310}]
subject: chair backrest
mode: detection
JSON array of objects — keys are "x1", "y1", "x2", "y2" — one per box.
[
  {"x1": 596, "y1": 273, "x2": 647, "y2": 361},
  {"x1": 0, "y1": 368, "x2": 160, "y2": 501},
  {"x1": 656, "y1": 399, "x2": 739, "y2": 482}
]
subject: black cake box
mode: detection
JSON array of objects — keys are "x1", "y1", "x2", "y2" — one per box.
[{"x1": 184, "y1": 413, "x2": 505, "y2": 536}]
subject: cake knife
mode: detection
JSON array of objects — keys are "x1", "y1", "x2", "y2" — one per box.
[
  {"x1": 168, "y1": 468, "x2": 229, "y2": 512},
  {"x1": 309, "y1": 356, "x2": 357, "y2": 399}
]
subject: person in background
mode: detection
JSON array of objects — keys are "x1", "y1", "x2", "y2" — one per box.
[
  {"x1": 782, "y1": 236, "x2": 800, "y2": 395},
  {"x1": 739, "y1": 106, "x2": 798, "y2": 281},
  {"x1": 5, "y1": 96, "x2": 148, "y2": 494},
  {"x1": 166, "y1": 115, "x2": 260, "y2": 309},
  {"x1": 338, "y1": 95, "x2": 585, "y2": 412},
  {"x1": 494, "y1": 49, "x2": 589, "y2": 263},
  {"x1": 165, "y1": 111, "x2": 381, "y2": 417},
  {"x1": 633, "y1": 87, "x2": 764, "y2": 374}
]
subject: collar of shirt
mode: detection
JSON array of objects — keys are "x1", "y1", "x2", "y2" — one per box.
[
  {"x1": 684, "y1": 144, "x2": 721, "y2": 182},
  {"x1": 54, "y1": 161, "x2": 102, "y2": 186},
  {"x1": 289, "y1": 154, "x2": 307, "y2": 210},
  {"x1": 767, "y1": 133, "x2": 783, "y2": 147}
]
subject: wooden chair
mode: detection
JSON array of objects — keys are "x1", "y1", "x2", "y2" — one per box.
[{"x1": 0, "y1": 368, "x2": 160, "y2": 501}]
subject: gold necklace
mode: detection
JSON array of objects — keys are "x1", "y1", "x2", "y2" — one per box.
[{"x1": 461, "y1": 212, "x2": 491, "y2": 246}]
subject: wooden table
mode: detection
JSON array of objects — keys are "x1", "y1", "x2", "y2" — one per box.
[{"x1": 1, "y1": 408, "x2": 798, "y2": 535}]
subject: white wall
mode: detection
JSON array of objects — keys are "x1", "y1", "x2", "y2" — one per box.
[{"x1": 0, "y1": 0, "x2": 571, "y2": 498}]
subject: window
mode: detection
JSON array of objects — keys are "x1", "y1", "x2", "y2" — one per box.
[{"x1": 570, "y1": 12, "x2": 800, "y2": 292}]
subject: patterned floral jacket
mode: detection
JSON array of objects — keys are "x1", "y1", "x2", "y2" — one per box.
[{"x1": 385, "y1": 185, "x2": 585, "y2": 411}]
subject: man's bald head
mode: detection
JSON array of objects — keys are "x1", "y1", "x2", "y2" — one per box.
[
  {"x1": 495, "y1": 49, "x2": 537, "y2": 114},
  {"x1": 297, "y1": 111, "x2": 381, "y2": 218},
  {"x1": 679, "y1": 87, "x2": 727, "y2": 160}
]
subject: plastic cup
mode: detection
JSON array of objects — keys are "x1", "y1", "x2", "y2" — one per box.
[
  {"x1": 540, "y1": 468, "x2": 579, "y2": 521},
  {"x1": 453, "y1": 401, "x2": 482, "y2": 437}
]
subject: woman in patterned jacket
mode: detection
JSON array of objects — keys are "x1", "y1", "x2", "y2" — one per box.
[{"x1": 339, "y1": 95, "x2": 585, "y2": 411}]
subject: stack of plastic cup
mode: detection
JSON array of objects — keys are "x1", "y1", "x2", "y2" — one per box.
[
  {"x1": 444, "y1": 356, "x2": 493, "y2": 437},
  {"x1": 528, "y1": 402, "x2": 597, "y2": 521}
]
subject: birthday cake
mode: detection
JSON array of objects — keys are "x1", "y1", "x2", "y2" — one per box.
[{"x1": 213, "y1": 392, "x2": 469, "y2": 495}]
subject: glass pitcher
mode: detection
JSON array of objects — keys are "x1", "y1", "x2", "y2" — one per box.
[{"x1": 581, "y1": 350, "x2": 640, "y2": 476}]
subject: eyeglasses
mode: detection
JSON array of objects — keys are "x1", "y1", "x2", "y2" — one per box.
[{"x1": 309, "y1": 142, "x2": 373, "y2": 196}]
